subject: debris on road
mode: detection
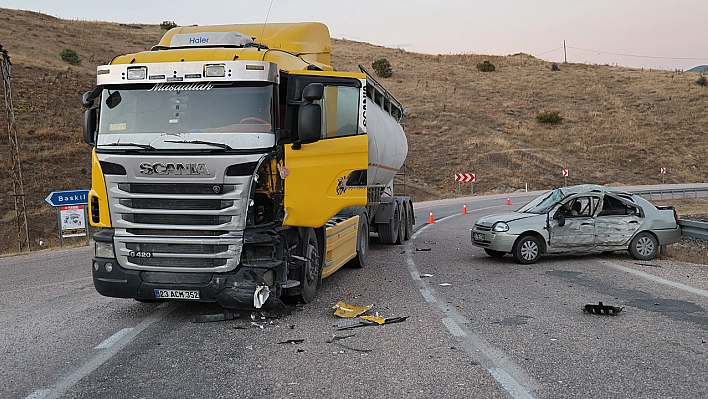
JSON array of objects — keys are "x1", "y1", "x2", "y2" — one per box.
[
  {"x1": 326, "y1": 332, "x2": 372, "y2": 353},
  {"x1": 439, "y1": 283, "x2": 452, "y2": 286},
  {"x1": 420, "y1": 273, "x2": 433, "y2": 278},
  {"x1": 332, "y1": 301, "x2": 373, "y2": 318},
  {"x1": 277, "y1": 339, "x2": 304, "y2": 344},
  {"x1": 416, "y1": 248, "x2": 432, "y2": 252},
  {"x1": 334, "y1": 316, "x2": 408, "y2": 330},
  {"x1": 193, "y1": 311, "x2": 238, "y2": 323},
  {"x1": 583, "y1": 302, "x2": 623, "y2": 315}
]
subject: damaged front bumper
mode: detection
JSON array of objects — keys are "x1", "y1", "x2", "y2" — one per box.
[{"x1": 92, "y1": 256, "x2": 288, "y2": 312}]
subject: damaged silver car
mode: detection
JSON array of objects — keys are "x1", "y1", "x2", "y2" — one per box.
[{"x1": 471, "y1": 185, "x2": 681, "y2": 264}]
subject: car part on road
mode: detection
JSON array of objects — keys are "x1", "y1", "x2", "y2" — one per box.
[
  {"x1": 332, "y1": 301, "x2": 373, "y2": 318},
  {"x1": 582, "y1": 302, "x2": 623, "y2": 315},
  {"x1": 193, "y1": 311, "x2": 238, "y2": 323}
]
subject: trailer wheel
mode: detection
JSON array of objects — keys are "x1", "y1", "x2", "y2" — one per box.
[
  {"x1": 296, "y1": 228, "x2": 320, "y2": 303},
  {"x1": 396, "y1": 202, "x2": 405, "y2": 244},
  {"x1": 404, "y1": 201, "x2": 414, "y2": 241},
  {"x1": 378, "y1": 203, "x2": 400, "y2": 245},
  {"x1": 347, "y1": 215, "x2": 369, "y2": 268}
]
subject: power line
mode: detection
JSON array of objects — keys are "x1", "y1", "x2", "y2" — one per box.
[{"x1": 566, "y1": 45, "x2": 708, "y2": 62}]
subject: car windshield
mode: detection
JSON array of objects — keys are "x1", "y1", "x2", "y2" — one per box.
[
  {"x1": 517, "y1": 188, "x2": 567, "y2": 214},
  {"x1": 97, "y1": 82, "x2": 274, "y2": 146}
]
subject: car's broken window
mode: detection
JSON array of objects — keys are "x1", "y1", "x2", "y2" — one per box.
[{"x1": 598, "y1": 195, "x2": 640, "y2": 216}]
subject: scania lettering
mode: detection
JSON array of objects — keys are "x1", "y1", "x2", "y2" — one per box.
[{"x1": 82, "y1": 22, "x2": 413, "y2": 310}]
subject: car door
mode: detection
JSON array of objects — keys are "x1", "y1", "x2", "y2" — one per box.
[
  {"x1": 548, "y1": 196, "x2": 597, "y2": 251},
  {"x1": 594, "y1": 193, "x2": 643, "y2": 248}
]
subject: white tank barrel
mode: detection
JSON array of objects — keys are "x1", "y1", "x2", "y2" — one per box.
[{"x1": 367, "y1": 102, "x2": 408, "y2": 187}]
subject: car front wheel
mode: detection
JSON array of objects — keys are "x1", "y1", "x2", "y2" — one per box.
[
  {"x1": 629, "y1": 232, "x2": 658, "y2": 260},
  {"x1": 512, "y1": 235, "x2": 541, "y2": 264}
]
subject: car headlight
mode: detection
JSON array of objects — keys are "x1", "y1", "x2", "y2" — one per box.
[
  {"x1": 492, "y1": 222, "x2": 509, "y2": 232},
  {"x1": 95, "y1": 241, "x2": 115, "y2": 258}
]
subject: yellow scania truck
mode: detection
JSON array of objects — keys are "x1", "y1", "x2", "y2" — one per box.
[{"x1": 82, "y1": 22, "x2": 413, "y2": 310}]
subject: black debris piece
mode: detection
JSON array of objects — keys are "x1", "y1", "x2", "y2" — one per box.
[
  {"x1": 194, "y1": 311, "x2": 238, "y2": 323},
  {"x1": 582, "y1": 302, "x2": 623, "y2": 315},
  {"x1": 277, "y1": 339, "x2": 305, "y2": 345}
]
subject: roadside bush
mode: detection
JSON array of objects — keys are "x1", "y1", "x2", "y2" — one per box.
[
  {"x1": 372, "y1": 58, "x2": 392, "y2": 78},
  {"x1": 551, "y1": 63, "x2": 560, "y2": 71},
  {"x1": 160, "y1": 20, "x2": 178, "y2": 30},
  {"x1": 696, "y1": 75, "x2": 708, "y2": 87},
  {"x1": 60, "y1": 48, "x2": 81, "y2": 66},
  {"x1": 535, "y1": 110, "x2": 563, "y2": 124},
  {"x1": 476, "y1": 60, "x2": 495, "y2": 72}
]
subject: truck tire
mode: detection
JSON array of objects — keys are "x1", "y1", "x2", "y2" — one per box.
[
  {"x1": 347, "y1": 215, "x2": 369, "y2": 268},
  {"x1": 396, "y1": 202, "x2": 405, "y2": 244},
  {"x1": 296, "y1": 228, "x2": 320, "y2": 303},
  {"x1": 404, "y1": 201, "x2": 414, "y2": 241},
  {"x1": 378, "y1": 203, "x2": 400, "y2": 245}
]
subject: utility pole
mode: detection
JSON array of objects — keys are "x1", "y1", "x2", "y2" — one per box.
[{"x1": 1, "y1": 44, "x2": 30, "y2": 253}]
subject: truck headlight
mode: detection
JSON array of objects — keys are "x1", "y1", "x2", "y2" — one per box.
[
  {"x1": 95, "y1": 242, "x2": 115, "y2": 258},
  {"x1": 126, "y1": 66, "x2": 147, "y2": 80},
  {"x1": 492, "y1": 222, "x2": 509, "y2": 232}
]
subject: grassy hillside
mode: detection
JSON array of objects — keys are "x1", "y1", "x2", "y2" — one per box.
[{"x1": 0, "y1": 8, "x2": 707, "y2": 254}]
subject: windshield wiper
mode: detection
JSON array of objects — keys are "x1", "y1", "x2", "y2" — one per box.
[
  {"x1": 165, "y1": 140, "x2": 233, "y2": 150},
  {"x1": 99, "y1": 142, "x2": 156, "y2": 150}
]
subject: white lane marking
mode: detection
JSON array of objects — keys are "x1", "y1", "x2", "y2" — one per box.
[
  {"x1": 488, "y1": 368, "x2": 536, "y2": 399},
  {"x1": 24, "y1": 389, "x2": 51, "y2": 399},
  {"x1": 94, "y1": 327, "x2": 134, "y2": 349},
  {"x1": 35, "y1": 303, "x2": 176, "y2": 399},
  {"x1": 442, "y1": 317, "x2": 467, "y2": 337},
  {"x1": 408, "y1": 222, "x2": 539, "y2": 399},
  {"x1": 597, "y1": 259, "x2": 708, "y2": 298}
]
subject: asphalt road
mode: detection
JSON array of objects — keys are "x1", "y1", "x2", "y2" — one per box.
[{"x1": 2, "y1": 190, "x2": 707, "y2": 399}]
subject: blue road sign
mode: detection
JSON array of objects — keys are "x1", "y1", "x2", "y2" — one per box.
[{"x1": 45, "y1": 189, "x2": 90, "y2": 207}]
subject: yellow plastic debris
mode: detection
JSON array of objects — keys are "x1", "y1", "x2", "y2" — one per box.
[
  {"x1": 360, "y1": 313, "x2": 386, "y2": 325},
  {"x1": 332, "y1": 301, "x2": 373, "y2": 318}
]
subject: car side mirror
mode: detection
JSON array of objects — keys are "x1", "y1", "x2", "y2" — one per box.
[{"x1": 554, "y1": 210, "x2": 565, "y2": 227}]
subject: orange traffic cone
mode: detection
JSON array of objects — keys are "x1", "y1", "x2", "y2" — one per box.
[
  {"x1": 506, "y1": 197, "x2": 511, "y2": 206},
  {"x1": 462, "y1": 204, "x2": 468, "y2": 214},
  {"x1": 427, "y1": 210, "x2": 436, "y2": 224}
]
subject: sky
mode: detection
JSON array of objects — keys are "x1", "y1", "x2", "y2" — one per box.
[{"x1": 4, "y1": 0, "x2": 708, "y2": 71}]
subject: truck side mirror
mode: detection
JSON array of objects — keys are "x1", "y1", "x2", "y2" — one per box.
[
  {"x1": 293, "y1": 83, "x2": 324, "y2": 149},
  {"x1": 84, "y1": 106, "x2": 98, "y2": 145}
]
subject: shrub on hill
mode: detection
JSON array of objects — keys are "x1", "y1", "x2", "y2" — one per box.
[
  {"x1": 535, "y1": 110, "x2": 563, "y2": 124},
  {"x1": 60, "y1": 48, "x2": 81, "y2": 65},
  {"x1": 696, "y1": 75, "x2": 708, "y2": 87},
  {"x1": 372, "y1": 58, "x2": 393, "y2": 78},
  {"x1": 161, "y1": 21, "x2": 178, "y2": 30},
  {"x1": 476, "y1": 60, "x2": 495, "y2": 72}
]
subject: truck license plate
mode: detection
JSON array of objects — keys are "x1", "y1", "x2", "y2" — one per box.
[{"x1": 154, "y1": 289, "x2": 200, "y2": 300}]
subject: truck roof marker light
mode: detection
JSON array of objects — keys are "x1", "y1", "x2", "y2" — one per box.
[
  {"x1": 97, "y1": 69, "x2": 110, "y2": 75},
  {"x1": 245, "y1": 64, "x2": 265, "y2": 71},
  {"x1": 126, "y1": 66, "x2": 147, "y2": 80},
  {"x1": 204, "y1": 64, "x2": 226, "y2": 77}
]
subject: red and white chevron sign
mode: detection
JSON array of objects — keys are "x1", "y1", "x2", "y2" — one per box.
[
  {"x1": 660, "y1": 167, "x2": 666, "y2": 174},
  {"x1": 455, "y1": 173, "x2": 476, "y2": 182},
  {"x1": 562, "y1": 169, "x2": 569, "y2": 177}
]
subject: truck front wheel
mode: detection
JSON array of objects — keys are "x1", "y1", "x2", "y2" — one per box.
[
  {"x1": 347, "y1": 215, "x2": 369, "y2": 268},
  {"x1": 296, "y1": 228, "x2": 320, "y2": 303}
]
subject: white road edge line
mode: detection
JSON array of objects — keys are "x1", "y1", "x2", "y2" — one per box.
[
  {"x1": 28, "y1": 302, "x2": 176, "y2": 399},
  {"x1": 94, "y1": 327, "x2": 134, "y2": 349},
  {"x1": 597, "y1": 259, "x2": 708, "y2": 298},
  {"x1": 408, "y1": 216, "x2": 539, "y2": 399}
]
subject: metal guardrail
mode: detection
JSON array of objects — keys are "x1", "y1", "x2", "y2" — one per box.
[
  {"x1": 632, "y1": 187, "x2": 708, "y2": 200},
  {"x1": 678, "y1": 219, "x2": 708, "y2": 240}
]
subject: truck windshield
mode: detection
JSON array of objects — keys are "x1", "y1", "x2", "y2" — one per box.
[{"x1": 97, "y1": 82, "x2": 275, "y2": 150}]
